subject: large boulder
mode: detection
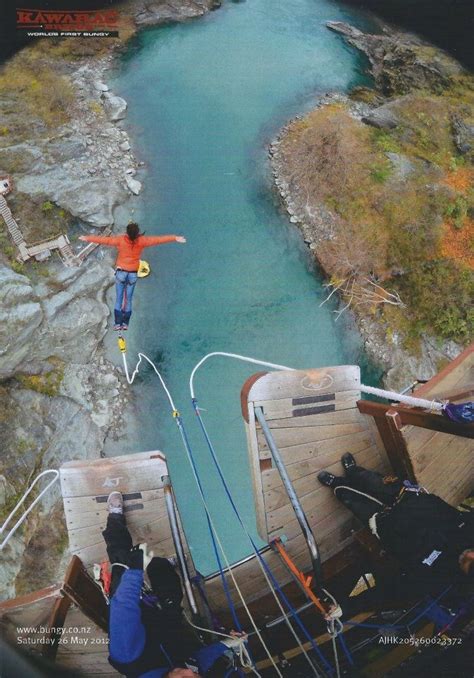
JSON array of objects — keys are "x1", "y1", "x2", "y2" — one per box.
[
  {"x1": 362, "y1": 102, "x2": 400, "y2": 129},
  {"x1": 451, "y1": 112, "x2": 474, "y2": 156},
  {"x1": 102, "y1": 92, "x2": 127, "y2": 122},
  {"x1": 16, "y1": 173, "x2": 128, "y2": 228}
]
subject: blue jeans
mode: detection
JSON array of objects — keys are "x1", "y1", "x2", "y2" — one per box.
[{"x1": 114, "y1": 270, "x2": 137, "y2": 326}]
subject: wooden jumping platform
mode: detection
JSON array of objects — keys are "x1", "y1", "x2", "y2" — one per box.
[
  {"x1": 204, "y1": 365, "x2": 390, "y2": 610},
  {"x1": 60, "y1": 450, "x2": 180, "y2": 569},
  {"x1": 243, "y1": 365, "x2": 389, "y2": 563}
]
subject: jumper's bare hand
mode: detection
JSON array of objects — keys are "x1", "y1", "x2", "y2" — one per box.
[
  {"x1": 78, "y1": 235, "x2": 88, "y2": 241},
  {"x1": 176, "y1": 236, "x2": 186, "y2": 243},
  {"x1": 230, "y1": 630, "x2": 248, "y2": 640}
]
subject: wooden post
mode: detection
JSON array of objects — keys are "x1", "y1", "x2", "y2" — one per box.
[
  {"x1": 42, "y1": 556, "x2": 108, "y2": 660},
  {"x1": 357, "y1": 400, "x2": 412, "y2": 479},
  {"x1": 61, "y1": 556, "x2": 108, "y2": 631},
  {"x1": 385, "y1": 408, "x2": 417, "y2": 482},
  {"x1": 42, "y1": 594, "x2": 72, "y2": 660}
]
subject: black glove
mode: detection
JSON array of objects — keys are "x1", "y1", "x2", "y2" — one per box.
[{"x1": 128, "y1": 545, "x2": 144, "y2": 570}]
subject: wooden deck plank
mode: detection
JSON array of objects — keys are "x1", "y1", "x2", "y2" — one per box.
[
  {"x1": 240, "y1": 365, "x2": 388, "y2": 612},
  {"x1": 68, "y1": 514, "x2": 174, "y2": 551},
  {"x1": 64, "y1": 499, "x2": 168, "y2": 531},
  {"x1": 61, "y1": 459, "x2": 167, "y2": 498},
  {"x1": 265, "y1": 407, "x2": 364, "y2": 428},
  {"x1": 270, "y1": 507, "x2": 355, "y2": 545},
  {"x1": 259, "y1": 429, "x2": 374, "y2": 463},
  {"x1": 59, "y1": 451, "x2": 183, "y2": 569},
  {"x1": 260, "y1": 395, "x2": 359, "y2": 422},
  {"x1": 256, "y1": 421, "x2": 367, "y2": 449},
  {"x1": 262, "y1": 444, "x2": 381, "y2": 493},
  {"x1": 263, "y1": 450, "x2": 381, "y2": 513},
  {"x1": 410, "y1": 432, "x2": 470, "y2": 479},
  {"x1": 72, "y1": 533, "x2": 176, "y2": 568},
  {"x1": 245, "y1": 366, "x2": 360, "y2": 403}
]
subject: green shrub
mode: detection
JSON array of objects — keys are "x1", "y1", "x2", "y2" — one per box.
[
  {"x1": 444, "y1": 196, "x2": 468, "y2": 228},
  {"x1": 370, "y1": 162, "x2": 392, "y2": 183},
  {"x1": 393, "y1": 260, "x2": 473, "y2": 342},
  {"x1": 372, "y1": 129, "x2": 401, "y2": 154},
  {"x1": 17, "y1": 363, "x2": 65, "y2": 397}
]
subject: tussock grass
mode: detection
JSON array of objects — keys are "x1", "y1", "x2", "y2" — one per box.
[{"x1": 0, "y1": 50, "x2": 74, "y2": 128}]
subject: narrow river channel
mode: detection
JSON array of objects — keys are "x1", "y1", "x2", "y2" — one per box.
[{"x1": 107, "y1": 0, "x2": 376, "y2": 574}]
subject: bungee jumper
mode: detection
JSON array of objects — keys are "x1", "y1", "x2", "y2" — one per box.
[
  {"x1": 102, "y1": 491, "x2": 248, "y2": 678},
  {"x1": 318, "y1": 453, "x2": 474, "y2": 601},
  {"x1": 79, "y1": 223, "x2": 186, "y2": 331}
]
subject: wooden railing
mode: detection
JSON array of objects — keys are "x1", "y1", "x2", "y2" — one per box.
[{"x1": 358, "y1": 398, "x2": 473, "y2": 481}]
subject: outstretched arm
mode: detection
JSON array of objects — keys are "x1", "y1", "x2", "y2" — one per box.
[
  {"x1": 79, "y1": 235, "x2": 122, "y2": 247},
  {"x1": 140, "y1": 235, "x2": 186, "y2": 247},
  {"x1": 109, "y1": 569, "x2": 146, "y2": 664}
]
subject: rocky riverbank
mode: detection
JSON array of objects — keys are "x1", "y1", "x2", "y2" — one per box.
[
  {"x1": 0, "y1": 0, "x2": 217, "y2": 600},
  {"x1": 271, "y1": 20, "x2": 473, "y2": 388}
]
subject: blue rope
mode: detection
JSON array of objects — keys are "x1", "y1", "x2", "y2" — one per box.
[
  {"x1": 174, "y1": 415, "x2": 259, "y2": 675},
  {"x1": 191, "y1": 573, "x2": 222, "y2": 631},
  {"x1": 192, "y1": 399, "x2": 333, "y2": 675},
  {"x1": 174, "y1": 415, "x2": 243, "y2": 632},
  {"x1": 344, "y1": 620, "x2": 406, "y2": 630},
  {"x1": 406, "y1": 587, "x2": 451, "y2": 630},
  {"x1": 344, "y1": 586, "x2": 453, "y2": 632},
  {"x1": 224, "y1": 668, "x2": 246, "y2": 678},
  {"x1": 337, "y1": 633, "x2": 354, "y2": 666}
]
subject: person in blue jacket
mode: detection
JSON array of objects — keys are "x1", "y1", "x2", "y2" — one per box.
[{"x1": 103, "y1": 491, "x2": 243, "y2": 678}]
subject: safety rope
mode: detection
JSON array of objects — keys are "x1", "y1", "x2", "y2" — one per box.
[
  {"x1": 0, "y1": 470, "x2": 59, "y2": 550},
  {"x1": 120, "y1": 346, "x2": 282, "y2": 676},
  {"x1": 183, "y1": 611, "x2": 261, "y2": 676},
  {"x1": 333, "y1": 486, "x2": 384, "y2": 506},
  {"x1": 358, "y1": 385, "x2": 443, "y2": 412},
  {"x1": 189, "y1": 351, "x2": 445, "y2": 411}
]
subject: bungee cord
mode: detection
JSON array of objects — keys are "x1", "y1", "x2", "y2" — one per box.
[
  {"x1": 121, "y1": 351, "x2": 177, "y2": 410},
  {"x1": 189, "y1": 351, "x2": 294, "y2": 399}
]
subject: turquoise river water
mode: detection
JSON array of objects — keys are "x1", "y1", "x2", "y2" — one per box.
[{"x1": 108, "y1": 0, "x2": 376, "y2": 575}]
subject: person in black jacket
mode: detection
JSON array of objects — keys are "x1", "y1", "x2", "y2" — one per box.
[
  {"x1": 102, "y1": 491, "x2": 246, "y2": 678},
  {"x1": 318, "y1": 454, "x2": 474, "y2": 596}
]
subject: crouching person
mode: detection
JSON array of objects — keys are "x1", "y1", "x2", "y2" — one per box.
[{"x1": 103, "y1": 491, "x2": 244, "y2": 678}]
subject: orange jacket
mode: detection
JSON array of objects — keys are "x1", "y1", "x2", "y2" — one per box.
[{"x1": 83, "y1": 234, "x2": 179, "y2": 271}]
